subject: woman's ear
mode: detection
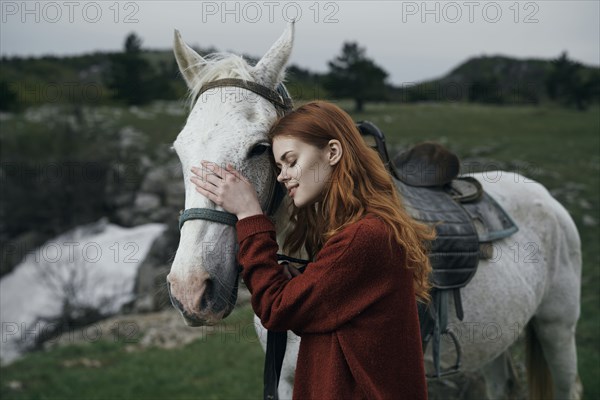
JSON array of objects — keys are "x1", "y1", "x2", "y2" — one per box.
[{"x1": 327, "y1": 140, "x2": 343, "y2": 166}]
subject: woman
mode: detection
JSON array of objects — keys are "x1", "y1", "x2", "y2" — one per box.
[{"x1": 190, "y1": 101, "x2": 434, "y2": 399}]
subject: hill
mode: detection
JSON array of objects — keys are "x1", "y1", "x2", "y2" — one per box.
[
  {"x1": 1, "y1": 48, "x2": 598, "y2": 111},
  {"x1": 393, "y1": 54, "x2": 599, "y2": 106},
  {"x1": 0, "y1": 47, "x2": 326, "y2": 111}
]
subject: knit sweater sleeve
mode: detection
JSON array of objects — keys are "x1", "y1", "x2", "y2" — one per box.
[{"x1": 236, "y1": 214, "x2": 394, "y2": 333}]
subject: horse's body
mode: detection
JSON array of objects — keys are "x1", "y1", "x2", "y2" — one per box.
[{"x1": 167, "y1": 23, "x2": 583, "y2": 399}]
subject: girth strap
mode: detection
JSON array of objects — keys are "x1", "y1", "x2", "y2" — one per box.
[{"x1": 419, "y1": 288, "x2": 463, "y2": 378}]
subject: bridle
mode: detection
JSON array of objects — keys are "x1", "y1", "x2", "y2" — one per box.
[{"x1": 178, "y1": 78, "x2": 293, "y2": 231}]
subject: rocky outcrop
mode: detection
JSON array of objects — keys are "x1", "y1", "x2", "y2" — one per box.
[{"x1": 111, "y1": 155, "x2": 185, "y2": 313}]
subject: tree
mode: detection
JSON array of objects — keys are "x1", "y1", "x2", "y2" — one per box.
[
  {"x1": 545, "y1": 52, "x2": 594, "y2": 111},
  {"x1": 0, "y1": 79, "x2": 19, "y2": 111},
  {"x1": 324, "y1": 42, "x2": 388, "y2": 112},
  {"x1": 107, "y1": 32, "x2": 153, "y2": 105}
]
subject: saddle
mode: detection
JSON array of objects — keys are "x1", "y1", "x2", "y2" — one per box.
[{"x1": 356, "y1": 121, "x2": 518, "y2": 378}]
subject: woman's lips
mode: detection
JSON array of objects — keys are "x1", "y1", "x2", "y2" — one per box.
[{"x1": 289, "y1": 186, "x2": 298, "y2": 197}]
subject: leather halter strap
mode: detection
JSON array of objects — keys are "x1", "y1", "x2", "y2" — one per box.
[
  {"x1": 179, "y1": 208, "x2": 238, "y2": 230},
  {"x1": 193, "y1": 78, "x2": 293, "y2": 113},
  {"x1": 178, "y1": 80, "x2": 292, "y2": 230}
]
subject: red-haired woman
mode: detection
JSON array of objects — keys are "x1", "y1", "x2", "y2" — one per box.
[{"x1": 190, "y1": 101, "x2": 433, "y2": 399}]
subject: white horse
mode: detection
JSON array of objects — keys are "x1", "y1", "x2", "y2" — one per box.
[{"x1": 166, "y1": 23, "x2": 583, "y2": 400}]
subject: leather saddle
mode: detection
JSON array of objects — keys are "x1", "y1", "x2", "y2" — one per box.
[{"x1": 356, "y1": 121, "x2": 518, "y2": 378}]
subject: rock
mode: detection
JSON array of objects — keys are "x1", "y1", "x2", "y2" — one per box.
[
  {"x1": 61, "y1": 357, "x2": 102, "y2": 368},
  {"x1": 0, "y1": 230, "x2": 50, "y2": 277},
  {"x1": 0, "y1": 112, "x2": 14, "y2": 121},
  {"x1": 131, "y1": 223, "x2": 179, "y2": 313},
  {"x1": 166, "y1": 181, "x2": 185, "y2": 208},
  {"x1": 6, "y1": 380, "x2": 23, "y2": 391},
  {"x1": 582, "y1": 214, "x2": 597, "y2": 227},
  {"x1": 147, "y1": 208, "x2": 173, "y2": 223},
  {"x1": 579, "y1": 199, "x2": 593, "y2": 210},
  {"x1": 141, "y1": 167, "x2": 171, "y2": 193},
  {"x1": 115, "y1": 207, "x2": 135, "y2": 226},
  {"x1": 44, "y1": 308, "x2": 219, "y2": 352},
  {"x1": 112, "y1": 193, "x2": 134, "y2": 208},
  {"x1": 118, "y1": 126, "x2": 146, "y2": 151},
  {"x1": 133, "y1": 293, "x2": 156, "y2": 314},
  {"x1": 134, "y1": 193, "x2": 161, "y2": 213}
]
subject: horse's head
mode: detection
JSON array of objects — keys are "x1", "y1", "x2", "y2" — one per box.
[{"x1": 167, "y1": 24, "x2": 294, "y2": 326}]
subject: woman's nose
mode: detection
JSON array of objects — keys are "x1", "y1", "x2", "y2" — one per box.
[
  {"x1": 277, "y1": 170, "x2": 286, "y2": 183},
  {"x1": 277, "y1": 168, "x2": 289, "y2": 183}
]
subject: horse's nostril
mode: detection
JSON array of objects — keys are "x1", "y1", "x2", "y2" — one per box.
[{"x1": 200, "y1": 279, "x2": 214, "y2": 310}]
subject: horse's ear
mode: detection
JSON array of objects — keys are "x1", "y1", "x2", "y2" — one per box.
[
  {"x1": 173, "y1": 29, "x2": 207, "y2": 89},
  {"x1": 253, "y1": 21, "x2": 294, "y2": 87}
]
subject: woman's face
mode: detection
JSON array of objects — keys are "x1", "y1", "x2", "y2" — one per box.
[{"x1": 272, "y1": 136, "x2": 342, "y2": 208}]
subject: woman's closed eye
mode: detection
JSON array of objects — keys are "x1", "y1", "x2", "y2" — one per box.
[{"x1": 276, "y1": 160, "x2": 297, "y2": 170}]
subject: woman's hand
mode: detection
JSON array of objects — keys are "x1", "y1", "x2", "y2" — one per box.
[
  {"x1": 281, "y1": 262, "x2": 303, "y2": 280},
  {"x1": 190, "y1": 161, "x2": 263, "y2": 220}
]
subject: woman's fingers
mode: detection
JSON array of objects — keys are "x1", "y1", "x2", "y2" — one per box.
[
  {"x1": 225, "y1": 163, "x2": 246, "y2": 181},
  {"x1": 201, "y1": 160, "x2": 226, "y2": 179},
  {"x1": 191, "y1": 165, "x2": 221, "y2": 179},
  {"x1": 203, "y1": 172, "x2": 222, "y2": 187},
  {"x1": 190, "y1": 165, "x2": 224, "y2": 189},
  {"x1": 192, "y1": 179, "x2": 219, "y2": 204},
  {"x1": 191, "y1": 162, "x2": 246, "y2": 183},
  {"x1": 190, "y1": 176, "x2": 216, "y2": 196},
  {"x1": 281, "y1": 263, "x2": 302, "y2": 280},
  {"x1": 189, "y1": 161, "x2": 262, "y2": 218},
  {"x1": 288, "y1": 265, "x2": 302, "y2": 277},
  {"x1": 189, "y1": 162, "x2": 241, "y2": 206}
]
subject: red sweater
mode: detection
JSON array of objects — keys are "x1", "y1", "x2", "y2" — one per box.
[{"x1": 236, "y1": 213, "x2": 428, "y2": 400}]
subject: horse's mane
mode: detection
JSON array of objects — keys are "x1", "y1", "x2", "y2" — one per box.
[{"x1": 185, "y1": 53, "x2": 257, "y2": 109}]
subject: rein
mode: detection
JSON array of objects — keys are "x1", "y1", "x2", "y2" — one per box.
[{"x1": 178, "y1": 79, "x2": 293, "y2": 230}]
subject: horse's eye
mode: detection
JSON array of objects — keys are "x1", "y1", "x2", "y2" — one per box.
[{"x1": 248, "y1": 144, "x2": 269, "y2": 158}]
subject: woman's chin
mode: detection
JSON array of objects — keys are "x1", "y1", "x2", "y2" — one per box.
[
  {"x1": 292, "y1": 195, "x2": 306, "y2": 208},
  {"x1": 292, "y1": 193, "x2": 323, "y2": 209}
]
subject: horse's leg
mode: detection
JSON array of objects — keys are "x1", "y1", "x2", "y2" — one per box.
[
  {"x1": 480, "y1": 350, "x2": 520, "y2": 400},
  {"x1": 278, "y1": 333, "x2": 300, "y2": 399},
  {"x1": 526, "y1": 195, "x2": 583, "y2": 400},
  {"x1": 528, "y1": 317, "x2": 581, "y2": 400}
]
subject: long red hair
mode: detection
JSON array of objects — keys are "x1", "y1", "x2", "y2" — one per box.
[{"x1": 268, "y1": 101, "x2": 435, "y2": 303}]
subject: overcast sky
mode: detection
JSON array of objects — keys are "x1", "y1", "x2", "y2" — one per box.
[{"x1": 1, "y1": 1, "x2": 598, "y2": 84}]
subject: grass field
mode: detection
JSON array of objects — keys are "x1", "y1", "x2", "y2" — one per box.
[
  {"x1": 0, "y1": 306, "x2": 265, "y2": 399},
  {"x1": 1, "y1": 101, "x2": 598, "y2": 399}
]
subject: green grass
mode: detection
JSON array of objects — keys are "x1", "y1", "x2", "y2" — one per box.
[
  {"x1": 0, "y1": 306, "x2": 264, "y2": 400},
  {"x1": 1, "y1": 101, "x2": 598, "y2": 399}
]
